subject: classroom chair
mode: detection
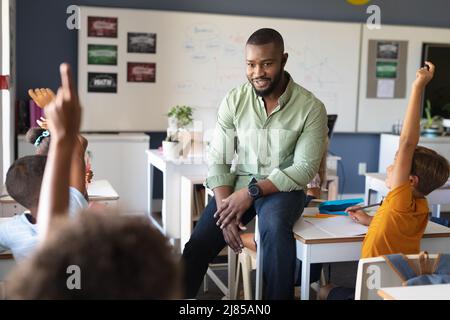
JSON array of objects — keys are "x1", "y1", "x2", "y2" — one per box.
[
  {"x1": 233, "y1": 231, "x2": 327, "y2": 300},
  {"x1": 354, "y1": 253, "x2": 439, "y2": 300}
]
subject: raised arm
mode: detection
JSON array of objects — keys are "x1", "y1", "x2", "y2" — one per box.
[
  {"x1": 37, "y1": 63, "x2": 81, "y2": 239},
  {"x1": 70, "y1": 135, "x2": 88, "y2": 198},
  {"x1": 390, "y1": 61, "x2": 435, "y2": 189}
]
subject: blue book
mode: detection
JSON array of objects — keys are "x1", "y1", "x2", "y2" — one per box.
[{"x1": 318, "y1": 198, "x2": 364, "y2": 216}]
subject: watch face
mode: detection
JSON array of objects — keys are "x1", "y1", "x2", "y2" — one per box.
[{"x1": 249, "y1": 185, "x2": 260, "y2": 197}]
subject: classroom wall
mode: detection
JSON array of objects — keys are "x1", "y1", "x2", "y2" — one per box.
[{"x1": 16, "y1": 0, "x2": 450, "y2": 194}]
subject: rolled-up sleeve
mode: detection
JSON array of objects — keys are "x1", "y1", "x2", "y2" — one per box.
[
  {"x1": 268, "y1": 101, "x2": 328, "y2": 192},
  {"x1": 205, "y1": 95, "x2": 237, "y2": 190}
]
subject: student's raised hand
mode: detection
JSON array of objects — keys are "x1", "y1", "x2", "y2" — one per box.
[
  {"x1": 44, "y1": 63, "x2": 81, "y2": 141},
  {"x1": 86, "y1": 169, "x2": 94, "y2": 184},
  {"x1": 413, "y1": 61, "x2": 435, "y2": 89},
  {"x1": 36, "y1": 117, "x2": 48, "y2": 130},
  {"x1": 28, "y1": 88, "x2": 56, "y2": 108},
  {"x1": 345, "y1": 206, "x2": 372, "y2": 226},
  {"x1": 76, "y1": 135, "x2": 88, "y2": 153}
]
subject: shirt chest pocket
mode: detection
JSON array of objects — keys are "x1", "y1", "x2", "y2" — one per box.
[{"x1": 274, "y1": 129, "x2": 300, "y2": 160}]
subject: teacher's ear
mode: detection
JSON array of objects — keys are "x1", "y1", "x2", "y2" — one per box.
[{"x1": 282, "y1": 53, "x2": 288, "y2": 67}]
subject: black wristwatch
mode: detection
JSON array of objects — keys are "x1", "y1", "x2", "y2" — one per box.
[{"x1": 248, "y1": 177, "x2": 262, "y2": 201}]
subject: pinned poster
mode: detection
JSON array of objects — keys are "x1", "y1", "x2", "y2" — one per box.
[
  {"x1": 88, "y1": 44, "x2": 118, "y2": 65},
  {"x1": 0, "y1": 75, "x2": 9, "y2": 90},
  {"x1": 127, "y1": 33, "x2": 157, "y2": 53},
  {"x1": 88, "y1": 16, "x2": 118, "y2": 38},
  {"x1": 366, "y1": 40, "x2": 408, "y2": 99},
  {"x1": 376, "y1": 79, "x2": 395, "y2": 98},
  {"x1": 88, "y1": 72, "x2": 118, "y2": 93},
  {"x1": 127, "y1": 63, "x2": 156, "y2": 83}
]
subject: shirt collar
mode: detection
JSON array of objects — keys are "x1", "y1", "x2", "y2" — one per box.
[
  {"x1": 255, "y1": 71, "x2": 294, "y2": 110},
  {"x1": 278, "y1": 71, "x2": 294, "y2": 108}
]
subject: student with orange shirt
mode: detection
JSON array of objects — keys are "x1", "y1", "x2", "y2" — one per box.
[{"x1": 320, "y1": 61, "x2": 449, "y2": 300}]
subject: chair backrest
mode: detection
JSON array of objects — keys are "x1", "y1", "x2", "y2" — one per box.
[
  {"x1": 327, "y1": 114, "x2": 338, "y2": 139},
  {"x1": 355, "y1": 254, "x2": 439, "y2": 300},
  {"x1": 0, "y1": 254, "x2": 16, "y2": 300}
]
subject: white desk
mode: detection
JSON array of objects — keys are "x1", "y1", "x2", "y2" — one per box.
[
  {"x1": 290, "y1": 208, "x2": 450, "y2": 300},
  {"x1": 253, "y1": 207, "x2": 450, "y2": 300},
  {"x1": 364, "y1": 172, "x2": 450, "y2": 218},
  {"x1": 146, "y1": 149, "x2": 208, "y2": 248},
  {"x1": 378, "y1": 284, "x2": 450, "y2": 300},
  {"x1": 0, "y1": 180, "x2": 119, "y2": 217},
  {"x1": 18, "y1": 133, "x2": 149, "y2": 214},
  {"x1": 87, "y1": 180, "x2": 120, "y2": 207}
]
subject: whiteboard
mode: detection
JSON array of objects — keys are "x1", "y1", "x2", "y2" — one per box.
[
  {"x1": 358, "y1": 24, "x2": 450, "y2": 132},
  {"x1": 78, "y1": 6, "x2": 361, "y2": 132}
]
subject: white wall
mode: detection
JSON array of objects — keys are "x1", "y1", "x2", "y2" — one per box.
[
  {"x1": 1, "y1": 0, "x2": 16, "y2": 183},
  {"x1": 0, "y1": 1, "x2": 3, "y2": 182}
]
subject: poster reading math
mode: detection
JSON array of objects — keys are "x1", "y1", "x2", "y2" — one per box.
[{"x1": 88, "y1": 72, "x2": 118, "y2": 93}]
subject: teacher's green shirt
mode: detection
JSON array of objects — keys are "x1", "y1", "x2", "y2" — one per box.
[{"x1": 206, "y1": 72, "x2": 328, "y2": 192}]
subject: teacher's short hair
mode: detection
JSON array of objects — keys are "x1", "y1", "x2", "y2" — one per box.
[{"x1": 247, "y1": 28, "x2": 284, "y2": 52}]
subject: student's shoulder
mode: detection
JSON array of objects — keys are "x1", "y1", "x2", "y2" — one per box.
[
  {"x1": 0, "y1": 214, "x2": 29, "y2": 228},
  {"x1": 0, "y1": 214, "x2": 32, "y2": 241},
  {"x1": 386, "y1": 182, "x2": 412, "y2": 200}
]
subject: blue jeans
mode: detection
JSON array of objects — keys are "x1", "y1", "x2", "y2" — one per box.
[{"x1": 182, "y1": 190, "x2": 306, "y2": 300}]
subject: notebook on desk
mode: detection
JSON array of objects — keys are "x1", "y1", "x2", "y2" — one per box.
[{"x1": 304, "y1": 216, "x2": 368, "y2": 237}]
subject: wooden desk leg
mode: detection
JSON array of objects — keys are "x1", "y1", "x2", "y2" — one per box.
[
  {"x1": 255, "y1": 228, "x2": 263, "y2": 300},
  {"x1": 147, "y1": 163, "x2": 154, "y2": 220},
  {"x1": 300, "y1": 244, "x2": 311, "y2": 300},
  {"x1": 364, "y1": 177, "x2": 370, "y2": 205},
  {"x1": 163, "y1": 167, "x2": 181, "y2": 252},
  {"x1": 227, "y1": 247, "x2": 237, "y2": 300},
  {"x1": 328, "y1": 177, "x2": 339, "y2": 200}
]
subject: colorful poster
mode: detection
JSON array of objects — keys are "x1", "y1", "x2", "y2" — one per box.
[
  {"x1": 88, "y1": 17, "x2": 118, "y2": 38},
  {"x1": 377, "y1": 42, "x2": 399, "y2": 59},
  {"x1": 376, "y1": 61, "x2": 398, "y2": 79},
  {"x1": 127, "y1": 33, "x2": 157, "y2": 53},
  {"x1": 88, "y1": 72, "x2": 117, "y2": 93},
  {"x1": 88, "y1": 44, "x2": 118, "y2": 65},
  {"x1": 127, "y1": 63, "x2": 156, "y2": 83}
]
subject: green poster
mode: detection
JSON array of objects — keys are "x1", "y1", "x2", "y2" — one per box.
[
  {"x1": 376, "y1": 61, "x2": 397, "y2": 79},
  {"x1": 88, "y1": 44, "x2": 118, "y2": 65}
]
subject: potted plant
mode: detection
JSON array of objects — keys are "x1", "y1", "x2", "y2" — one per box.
[
  {"x1": 421, "y1": 100, "x2": 443, "y2": 137},
  {"x1": 167, "y1": 105, "x2": 194, "y2": 130},
  {"x1": 162, "y1": 131, "x2": 182, "y2": 159},
  {"x1": 163, "y1": 106, "x2": 194, "y2": 159}
]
